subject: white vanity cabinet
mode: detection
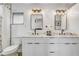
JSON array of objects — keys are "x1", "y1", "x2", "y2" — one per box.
[{"x1": 22, "y1": 37, "x2": 79, "y2": 56}]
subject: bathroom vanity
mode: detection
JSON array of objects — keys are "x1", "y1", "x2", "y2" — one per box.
[{"x1": 22, "y1": 36, "x2": 79, "y2": 56}]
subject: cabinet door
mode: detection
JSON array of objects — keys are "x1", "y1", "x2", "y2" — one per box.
[
  {"x1": 34, "y1": 38, "x2": 48, "y2": 56},
  {"x1": 55, "y1": 38, "x2": 79, "y2": 56},
  {"x1": 23, "y1": 43, "x2": 35, "y2": 56},
  {"x1": 34, "y1": 44, "x2": 47, "y2": 56},
  {"x1": 58, "y1": 44, "x2": 79, "y2": 56},
  {"x1": 22, "y1": 38, "x2": 36, "y2": 56},
  {"x1": 70, "y1": 44, "x2": 79, "y2": 56},
  {"x1": 58, "y1": 37, "x2": 79, "y2": 43},
  {"x1": 57, "y1": 44, "x2": 72, "y2": 56}
]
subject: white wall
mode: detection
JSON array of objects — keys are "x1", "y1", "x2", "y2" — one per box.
[{"x1": 67, "y1": 4, "x2": 79, "y2": 33}]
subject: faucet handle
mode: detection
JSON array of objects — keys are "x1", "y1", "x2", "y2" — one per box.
[{"x1": 61, "y1": 29, "x2": 64, "y2": 32}]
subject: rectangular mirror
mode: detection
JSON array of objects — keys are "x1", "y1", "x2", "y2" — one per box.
[
  {"x1": 54, "y1": 15, "x2": 61, "y2": 30},
  {"x1": 31, "y1": 14, "x2": 43, "y2": 30},
  {"x1": 54, "y1": 14, "x2": 67, "y2": 30}
]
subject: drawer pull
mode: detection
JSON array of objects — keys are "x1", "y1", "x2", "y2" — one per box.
[
  {"x1": 27, "y1": 43, "x2": 32, "y2": 44},
  {"x1": 64, "y1": 43, "x2": 71, "y2": 45},
  {"x1": 72, "y1": 43, "x2": 77, "y2": 45},
  {"x1": 49, "y1": 43, "x2": 55, "y2": 44},
  {"x1": 34, "y1": 43, "x2": 40, "y2": 44},
  {"x1": 50, "y1": 51, "x2": 55, "y2": 53}
]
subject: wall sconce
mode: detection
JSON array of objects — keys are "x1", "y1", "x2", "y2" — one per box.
[
  {"x1": 32, "y1": 8, "x2": 42, "y2": 13},
  {"x1": 32, "y1": 8, "x2": 37, "y2": 13},
  {"x1": 56, "y1": 9, "x2": 66, "y2": 15}
]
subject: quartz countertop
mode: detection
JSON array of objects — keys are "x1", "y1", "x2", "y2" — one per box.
[
  {"x1": 12, "y1": 32, "x2": 79, "y2": 38},
  {"x1": 12, "y1": 35, "x2": 79, "y2": 38}
]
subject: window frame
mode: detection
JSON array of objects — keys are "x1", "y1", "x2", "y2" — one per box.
[{"x1": 12, "y1": 12, "x2": 24, "y2": 25}]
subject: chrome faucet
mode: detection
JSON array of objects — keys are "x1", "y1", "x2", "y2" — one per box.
[{"x1": 61, "y1": 29, "x2": 64, "y2": 35}]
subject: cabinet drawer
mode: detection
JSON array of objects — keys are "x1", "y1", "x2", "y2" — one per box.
[
  {"x1": 48, "y1": 38, "x2": 59, "y2": 43},
  {"x1": 35, "y1": 38, "x2": 48, "y2": 44},
  {"x1": 48, "y1": 44, "x2": 58, "y2": 51},
  {"x1": 48, "y1": 37, "x2": 79, "y2": 43},
  {"x1": 23, "y1": 38, "x2": 47, "y2": 44},
  {"x1": 58, "y1": 38, "x2": 79, "y2": 43}
]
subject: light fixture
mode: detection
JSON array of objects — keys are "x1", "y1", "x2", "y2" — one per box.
[
  {"x1": 32, "y1": 8, "x2": 42, "y2": 13},
  {"x1": 56, "y1": 9, "x2": 66, "y2": 15}
]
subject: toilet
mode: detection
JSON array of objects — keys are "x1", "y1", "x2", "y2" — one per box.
[
  {"x1": 0, "y1": 38, "x2": 21, "y2": 56},
  {"x1": 1, "y1": 44, "x2": 19, "y2": 56}
]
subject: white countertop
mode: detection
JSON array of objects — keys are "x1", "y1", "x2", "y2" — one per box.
[
  {"x1": 12, "y1": 35, "x2": 79, "y2": 38},
  {"x1": 12, "y1": 32, "x2": 79, "y2": 38}
]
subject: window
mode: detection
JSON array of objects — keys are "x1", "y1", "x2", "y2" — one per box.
[{"x1": 13, "y1": 12, "x2": 24, "y2": 24}]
